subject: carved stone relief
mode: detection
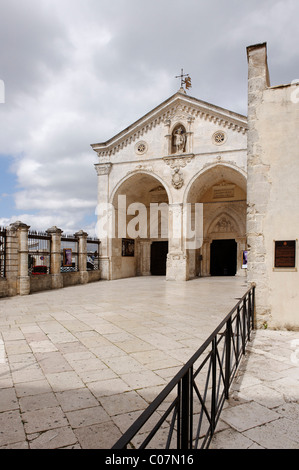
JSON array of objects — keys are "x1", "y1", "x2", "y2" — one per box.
[{"x1": 163, "y1": 155, "x2": 194, "y2": 190}]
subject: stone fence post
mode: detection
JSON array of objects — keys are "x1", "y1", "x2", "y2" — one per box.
[
  {"x1": 5, "y1": 223, "x2": 20, "y2": 296},
  {"x1": 9, "y1": 221, "x2": 30, "y2": 295},
  {"x1": 46, "y1": 226, "x2": 63, "y2": 290},
  {"x1": 75, "y1": 230, "x2": 88, "y2": 284}
]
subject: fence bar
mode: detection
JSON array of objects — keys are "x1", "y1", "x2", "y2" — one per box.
[
  {"x1": 179, "y1": 366, "x2": 193, "y2": 449},
  {"x1": 224, "y1": 317, "x2": 232, "y2": 399}
]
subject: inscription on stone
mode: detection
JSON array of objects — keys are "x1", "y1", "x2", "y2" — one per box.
[{"x1": 213, "y1": 184, "x2": 235, "y2": 199}]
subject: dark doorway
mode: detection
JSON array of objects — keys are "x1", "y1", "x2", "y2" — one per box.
[
  {"x1": 210, "y1": 239, "x2": 237, "y2": 276},
  {"x1": 150, "y1": 241, "x2": 168, "y2": 275}
]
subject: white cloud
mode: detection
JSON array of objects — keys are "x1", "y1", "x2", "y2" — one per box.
[{"x1": 1, "y1": 0, "x2": 299, "y2": 234}]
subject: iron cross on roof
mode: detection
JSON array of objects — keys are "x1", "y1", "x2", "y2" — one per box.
[{"x1": 175, "y1": 68, "x2": 192, "y2": 90}]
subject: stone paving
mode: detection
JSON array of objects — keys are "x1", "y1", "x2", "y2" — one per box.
[
  {"x1": 210, "y1": 328, "x2": 299, "y2": 449},
  {"x1": 0, "y1": 276, "x2": 298, "y2": 449}
]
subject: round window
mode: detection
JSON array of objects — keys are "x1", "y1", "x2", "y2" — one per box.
[
  {"x1": 212, "y1": 131, "x2": 226, "y2": 145},
  {"x1": 135, "y1": 141, "x2": 148, "y2": 155}
]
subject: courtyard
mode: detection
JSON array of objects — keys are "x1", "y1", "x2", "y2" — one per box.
[{"x1": 0, "y1": 276, "x2": 298, "y2": 449}]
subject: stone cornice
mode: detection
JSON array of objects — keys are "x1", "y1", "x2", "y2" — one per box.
[{"x1": 91, "y1": 92, "x2": 248, "y2": 159}]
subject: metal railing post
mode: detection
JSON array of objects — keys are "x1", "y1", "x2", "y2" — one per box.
[
  {"x1": 242, "y1": 299, "x2": 247, "y2": 355},
  {"x1": 211, "y1": 338, "x2": 217, "y2": 434},
  {"x1": 224, "y1": 317, "x2": 232, "y2": 399},
  {"x1": 178, "y1": 366, "x2": 193, "y2": 449}
]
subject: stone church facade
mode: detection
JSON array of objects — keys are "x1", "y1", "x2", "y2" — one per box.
[{"x1": 92, "y1": 43, "x2": 299, "y2": 330}]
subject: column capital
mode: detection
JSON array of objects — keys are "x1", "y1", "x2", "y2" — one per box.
[{"x1": 95, "y1": 163, "x2": 112, "y2": 176}]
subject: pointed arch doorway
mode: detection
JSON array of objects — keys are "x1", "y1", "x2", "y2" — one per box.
[{"x1": 185, "y1": 164, "x2": 247, "y2": 278}]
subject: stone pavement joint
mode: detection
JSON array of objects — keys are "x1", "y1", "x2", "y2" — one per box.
[{"x1": 0, "y1": 277, "x2": 298, "y2": 449}]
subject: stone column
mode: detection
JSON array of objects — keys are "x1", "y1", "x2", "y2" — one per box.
[
  {"x1": 75, "y1": 230, "x2": 88, "y2": 284},
  {"x1": 166, "y1": 203, "x2": 189, "y2": 281},
  {"x1": 10, "y1": 221, "x2": 30, "y2": 295},
  {"x1": 46, "y1": 226, "x2": 63, "y2": 290},
  {"x1": 95, "y1": 162, "x2": 112, "y2": 280}
]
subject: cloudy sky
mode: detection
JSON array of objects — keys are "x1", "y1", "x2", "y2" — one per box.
[{"x1": 0, "y1": 0, "x2": 298, "y2": 235}]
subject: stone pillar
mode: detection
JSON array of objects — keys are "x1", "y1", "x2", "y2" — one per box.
[
  {"x1": 75, "y1": 230, "x2": 88, "y2": 284},
  {"x1": 5, "y1": 223, "x2": 21, "y2": 296},
  {"x1": 10, "y1": 221, "x2": 30, "y2": 295},
  {"x1": 46, "y1": 226, "x2": 63, "y2": 290},
  {"x1": 246, "y1": 43, "x2": 271, "y2": 323},
  {"x1": 166, "y1": 203, "x2": 189, "y2": 281},
  {"x1": 95, "y1": 162, "x2": 112, "y2": 280}
]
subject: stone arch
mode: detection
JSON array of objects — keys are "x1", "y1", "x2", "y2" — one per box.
[
  {"x1": 109, "y1": 171, "x2": 170, "y2": 280},
  {"x1": 183, "y1": 162, "x2": 247, "y2": 204},
  {"x1": 182, "y1": 163, "x2": 247, "y2": 279},
  {"x1": 207, "y1": 211, "x2": 243, "y2": 238},
  {"x1": 110, "y1": 170, "x2": 173, "y2": 205}
]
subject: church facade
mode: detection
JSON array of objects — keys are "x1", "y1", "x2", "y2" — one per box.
[{"x1": 92, "y1": 43, "x2": 299, "y2": 330}]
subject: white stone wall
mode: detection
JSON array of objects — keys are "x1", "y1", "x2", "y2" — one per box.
[
  {"x1": 247, "y1": 43, "x2": 299, "y2": 329},
  {"x1": 94, "y1": 91, "x2": 248, "y2": 281}
]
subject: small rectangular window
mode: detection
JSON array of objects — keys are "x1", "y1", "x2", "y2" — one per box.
[{"x1": 274, "y1": 240, "x2": 296, "y2": 268}]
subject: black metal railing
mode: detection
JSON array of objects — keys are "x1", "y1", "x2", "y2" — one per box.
[
  {"x1": 28, "y1": 231, "x2": 51, "y2": 275},
  {"x1": 61, "y1": 235, "x2": 79, "y2": 272},
  {"x1": 112, "y1": 284, "x2": 255, "y2": 450},
  {"x1": 87, "y1": 238, "x2": 100, "y2": 271},
  {"x1": 0, "y1": 227, "x2": 6, "y2": 278}
]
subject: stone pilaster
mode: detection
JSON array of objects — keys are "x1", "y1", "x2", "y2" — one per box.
[
  {"x1": 95, "y1": 162, "x2": 112, "y2": 280},
  {"x1": 166, "y1": 203, "x2": 189, "y2": 280}
]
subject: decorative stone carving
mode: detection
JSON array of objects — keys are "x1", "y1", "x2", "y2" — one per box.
[
  {"x1": 172, "y1": 168, "x2": 184, "y2": 189},
  {"x1": 215, "y1": 216, "x2": 236, "y2": 233},
  {"x1": 163, "y1": 154, "x2": 194, "y2": 190},
  {"x1": 94, "y1": 163, "x2": 112, "y2": 176}
]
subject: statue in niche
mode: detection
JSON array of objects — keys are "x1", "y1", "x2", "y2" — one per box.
[{"x1": 172, "y1": 126, "x2": 186, "y2": 154}]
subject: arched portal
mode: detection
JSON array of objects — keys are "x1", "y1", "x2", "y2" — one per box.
[
  {"x1": 185, "y1": 164, "x2": 247, "y2": 278},
  {"x1": 110, "y1": 172, "x2": 169, "y2": 280}
]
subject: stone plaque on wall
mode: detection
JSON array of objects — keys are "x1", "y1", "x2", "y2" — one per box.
[
  {"x1": 274, "y1": 240, "x2": 296, "y2": 268},
  {"x1": 213, "y1": 184, "x2": 235, "y2": 199}
]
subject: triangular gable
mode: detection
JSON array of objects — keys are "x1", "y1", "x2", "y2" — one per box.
[{"x1": 91, "y1": 91, "x2": 248, "y2": 158}]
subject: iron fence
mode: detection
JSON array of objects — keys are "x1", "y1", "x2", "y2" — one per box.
[
  {"x1": 0, "y1": 227, "x2": 6, "y2": 278},
  {"x1": 28, "y1": 231, "x2": 51, "y2": 275},
  {"x1": 61, "y1": 235, "x2": 79, "y2": 272},
  {"x1": 87, "y1": 238, "x2": 100, "y2": 271},
  {"x1": 112, "y1": 285, "x2": 255, "y2": 450}
]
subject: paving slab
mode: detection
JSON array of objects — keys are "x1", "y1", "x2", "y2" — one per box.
[{"x1": 0, "y1": 276, "x2": 297, "y2": 449}]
